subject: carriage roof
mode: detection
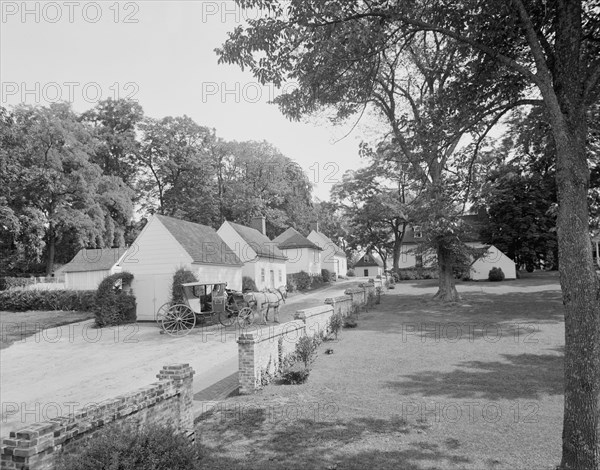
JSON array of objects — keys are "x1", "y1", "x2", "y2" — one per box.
[{"x1": 181, "y1": 281, "x2": 227, "y2": 288}]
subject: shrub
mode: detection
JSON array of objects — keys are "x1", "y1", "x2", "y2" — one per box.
[
  {"x1": 328, "y1": 312, "x2": 343, "y2": 339},
  {"x1": 171, "y1": 268, "x2": 197, "y2": 304},
  {"x1": 242, "y1": 275, "x2": 257, "y2": 292},
  {"x1": 295, "y1": 271, "x2": 311, "y2": 291},
  {"x1": 0, "y1": 290, "x2": 95, "y2": 312},
  {"x1": 55, "y1": 424, "x2": 201, "y2": 470},
  {"x1": 94, "y1": 272, "x2": 136, "y2": 327},
  {"x1": 295, "y1": 334, "x2": 319, "y2": 369},
  {"x1": 488, "y1": 267, "x2": 505, "y2": 282},
  {"x1": 281, "y1": 363, "x2": 310, "y2": 385},
  {"x1": 346, "y1": 269, "x2": 355, "y2": 277},
  {"x1": 286, "y1": 277, "x2": 297, "y2": 293},
  {"x1": 344, "y1": 316, "x2": 358, "y2": 328},
  {"x1": 321, "y1": 268, "x2": 333, "y2": 282}
]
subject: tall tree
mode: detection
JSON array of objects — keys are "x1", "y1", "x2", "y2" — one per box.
[
  {"x1": 0, "y1": 104, "x2": 133, "y2": 274},
  {"x1": 478, "y1": 109, "x2": 559, "y2": 270},
  {"x1": 81, "y1": 98, "x2": 144, "y2": 188},
  {"x1": 217, "y1": 1, "x2": 600, "y2": 467},
  {"x1": 137, "y1": 115, "x2": 218, "y2": 225},
  {"x1": 331, "y1": 161, "x2": 409, "y2": 270}
]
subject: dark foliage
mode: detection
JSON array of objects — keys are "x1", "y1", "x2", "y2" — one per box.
[
  {"x1": 0, "y1": 289, "x2": 95, "y2": 312},
  {"x1": 94, "y1": 272, "x2": 136, "y2": 327},
  {"x1": 55, "y1": 424, "x2": 201, "y2": 470}
]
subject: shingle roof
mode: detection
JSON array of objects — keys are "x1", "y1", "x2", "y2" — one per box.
[
  {"x1": 157, "y1": 215, "x2": 243, "y2": 266},
  {"x1": 228, "y1": 221, "x2": 287, "y2": 261},
  {"x1": 63, "y1": 247, "x2": 126, "y2": 273},
  {"x1": 273, "y1": 227, "x2": 322, "y2": 250},
  {"x1": 354, "y1": 253, "x2": 384, "y2": 267},
  {"x1": 311, "y1": 231, "x2": 346, "y2": 256}
]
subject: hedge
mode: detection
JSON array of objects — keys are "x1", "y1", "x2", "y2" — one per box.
[
  {"x1": 286, "y1": 271, "x2": 326, "y2": 292},
  {"x1": 94, "y1": 272, "x2": 136, "y2": 327},
  {"x1": 393, "y1": 267, "x2": 439, "y2": 281},
  {"x1": 0, "y1": 290, "x2": 96, "y2": 312}
]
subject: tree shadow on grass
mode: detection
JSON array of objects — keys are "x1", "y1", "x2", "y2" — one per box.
[
  {"x1": 198, "y1": 413, "x2": 473, "y2": 469},
  {"x1": 386, "y1": 352, "x2": 564, "y2": 400},
  {"x1": 362, "y1": 291, "x2": 564, "y2": 340}
]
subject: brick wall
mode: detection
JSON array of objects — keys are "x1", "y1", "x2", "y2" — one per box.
[
  {"x1": 238, "y1": 284, "x2": 373, "y2": 394},
  {"x1": 237, "y1": 321, "x2": 306, "y2": 394},
  {"x1": 0, "y1": 364, "x2": 195, "y2": 470}
]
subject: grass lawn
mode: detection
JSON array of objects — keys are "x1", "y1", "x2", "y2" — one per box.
[
  {"x1": 0, "y1": 310, "x2": 94, "y2": 349},
  {"x1": 196, "y1": 280, "x2": 564, "y2": 470}
]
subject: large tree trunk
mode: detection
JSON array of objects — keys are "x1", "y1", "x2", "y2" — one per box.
[
  {"x1": 45, "y1": 222, "x2": 55, "y2": 276},
  {"x1": 433, "y1": 243, "x2": 460, "y2": 301},
  {"x1": 553, "y1": 120, "x2": 600, "y2": 470}
]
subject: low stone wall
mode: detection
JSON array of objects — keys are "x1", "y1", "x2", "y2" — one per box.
[
  {"x1": 324, "y1": 295, "x2": 353, "y2": 317},
  {"x1": 238, "y1": 283, "x2": 375, "y2": 394},
  {"x1": 345, "y1": 287, "x2": 366, "y2": 309},
  {"x1": 0, "y1": 364, "x2": 195, "y2": 470},
  {"x1": 238, "y1": 321, "x2": 306, "y2": 395},
  {"x1": 294, "y1": 304, "x2": 335, "y2": 339}
]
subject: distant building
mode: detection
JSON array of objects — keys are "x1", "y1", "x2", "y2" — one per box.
[
  {"x1": 468, "y1": 244, "x2": 517, "y2": 280},
  {"x1": 273, "y1": 227, "x2": 323, "y2": 275},
  {"x1": 218, "y1": 217, "x2": 288, "y2": 290},
  {"x1": 307, "y1": 222, "x2": 347, "y2": 278},
  {"x1": 354, "y1": 253, "x2": 384, "y2": 278}
]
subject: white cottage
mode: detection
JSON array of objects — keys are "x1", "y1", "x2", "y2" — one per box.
[
  {"x1": 468, "y1": 244, "x2": 517, "y2": 280},
  {"x1": 121, "y1": 214, "x2": 243, "y2": 321},
  {"x1": 354, "y1": 253, "x2": 384, "y2": 278},
  {"x1": 273, "y1": 227, "x2": 323, "y2": 275},
  {"x1": 63, "y1": 247, "x2": 127, "y2": 290},
  {"x1": 307, "y1": 223, "x2": 347, "y2": 278},
  {"x1": 218, "y1": 217, "x2": 287, "y2": 290}
]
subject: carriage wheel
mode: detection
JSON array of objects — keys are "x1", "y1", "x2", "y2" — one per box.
[
  {"x1": 161, "y1": 304, "x2": 196, "y2": 336},
  {"x1": 155, "y1": 302, "x2": 171, "y2": 326},
  {"x1": 219, "y1": 305, "x2": 237, "y2": 327},
  {"x1": 237, "y1": 307, "x2": 255, "y2": 328}
]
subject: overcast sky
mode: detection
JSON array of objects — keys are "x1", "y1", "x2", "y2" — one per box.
[{"x1": 1, "y1": 1, "x2": 373, "y2": 200}]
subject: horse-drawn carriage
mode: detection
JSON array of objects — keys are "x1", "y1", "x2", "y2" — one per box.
[{"x1": 156, "y1": 282, "x2": 255, "y2": 336}]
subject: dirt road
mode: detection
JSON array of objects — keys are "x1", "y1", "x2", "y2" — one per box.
[{"x1": 0, "y1": 279, "x2": 361, "y2": 436}]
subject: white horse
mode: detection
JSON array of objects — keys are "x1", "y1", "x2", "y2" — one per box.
[{"x1": 244, "y1": 288, "x2": 285, "y2": 324}]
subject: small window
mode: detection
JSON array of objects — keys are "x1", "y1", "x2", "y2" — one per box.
[
  {"x1": 413, "y1": 226, "x2": 422, "y2": 239},
  {"x1": 364, "y1": 269, "x2": 369, "y2": 276},
  {"x1": 261, "y1": 268, "x2": 265, "y2": 282}
]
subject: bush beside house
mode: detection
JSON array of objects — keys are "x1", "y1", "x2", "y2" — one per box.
[
  {"x1": 242, "y1": 275, "x2": 258, "y2": 292},
  {"x1": 488, "y1": 267, "x2": 506, "y2": 281},
  {"x1": 94, "y1": 272, "x2": 136, "y2": 327},
  {"x1": 171, "y1": 268, "x2": 198, "y2": 304}
]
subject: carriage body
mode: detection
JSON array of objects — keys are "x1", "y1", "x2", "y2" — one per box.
[{"x1": 158, "y1": 281, "x2": 255, "y2": 336}]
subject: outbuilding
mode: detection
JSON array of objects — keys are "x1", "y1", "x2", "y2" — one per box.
[
  {"x1": 307, "y1": 222, "x2": 347, "y2": 278},
  {"x1": 218, "y1": 217, "x2": 287, "y2": 291},
  {"x1": 121, "y1": 214, "x2": 243, "y2": 321},
  {"x1": 273, "y1": 227, "x2": 323, "y2": 275},
  {"x1": 63, "y1": 247, "x2": 127, "y2": 290},
  {"x1": 469, "y1": 244, "x2": 517, "y2": 280},
  {"x1": 354, "y1": 253, "x2": 384, "y2": 278}
]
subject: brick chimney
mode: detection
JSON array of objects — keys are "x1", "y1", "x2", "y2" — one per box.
[
  {"x1": 309, "y1": 221, "x2": 319, "y2": 233},
  {"x1": 251, "y1": 216, "x2": 266, "y2": 235}
]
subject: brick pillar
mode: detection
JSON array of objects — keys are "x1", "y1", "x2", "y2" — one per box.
[
  {"x1": 157, "y1": 364, "x2": 195, "y2": 440},
  {"x1": 237, "y1": 333, "x2": 258, "y2": 395}
]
